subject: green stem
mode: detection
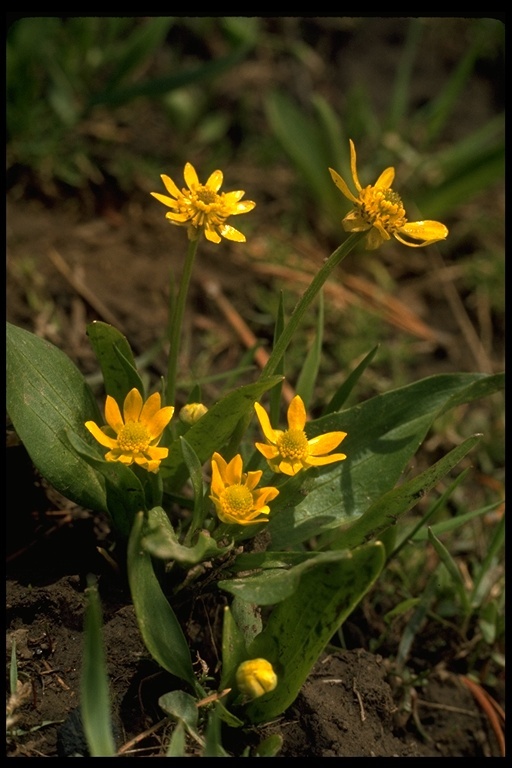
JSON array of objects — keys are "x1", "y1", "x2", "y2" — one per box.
[
  {"x1": 166, "y1": 237, "x2": 200, "y2": 406},
  {"x1": 260, "y1": 232, "x2": 366, "y2": 381}
]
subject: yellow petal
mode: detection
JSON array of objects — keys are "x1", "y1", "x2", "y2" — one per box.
[
  {"x1": 146, "y1": 406, "x2": 174, "y2": 440},
  {"x1": 253, "y1": 487, "x2": 279, "y2": 506},
  {"x1": 146, "y1": 446, "x2": 169, "y2": 461},
  {"x1": 232, "y1": 200, "x2": 256, "y2": 214},
  {"x1": 160, "y1": 174, "x2": 182, "y2": 199},
  {"x1": 348, "y1": 138, "x2": 363, "y2": 193},
  {"x1": 225, "y1": 454, "x2": 243, "y2": 485},
  {"x1": 245, "y1": 470, "x2": 263, "y2": 491},
  {"x1": 85, "y1": 421, "x2": 118, "y2": 449},
  {"x1": 254, "y1": 403, "x2": 278, "y2": 444},
  {"x1": 104, "y1": 395, "x2": 124, "y2": 433},
  {"x1": 151, "y1": 192, "x2": 179, "y2": 209},
  {"x1": 218, "y1": 224, "x2": 246, "y2": 242},
  {"x1": 374, "y1": 166, "x2": 395, "y2": 189},
  {"x1": 398, "y1": 220, "x2": 449, "y2": 245},
  {"x1": 278, "y1": 458, "x2": 303, "y2": 476},
  {"x1": 223, "y1": 190, "x2": 245, "y2": 205},
  {"x1": 287, "y1": 395, "x2": 306, "y2": 431},
  {"x1": 307, "y1": 431, "x2": 347, "y2": 456},
  {"x1": 123, "y1": 388, "x2": 144, "y2": 423},
  {"x1": 166, "y1": 211, "x2": 190, "y2": 223},
  {"x1": 329, "y1": 168, "x2": 359, "y2": 204},
  {"x1": 204, "y1": 226, "x2": 222, "y2": 244},
  {"x1": 210, "y1": 457, "x2": 226, "y2": 497},
  {"x1": 184, "y1": 162, "x2": 199, "y2": 190},
  {"x1": 307, "y1": 452, "x2": 347, "y2": 467},
  {"x1": 254, "y1": 441, "x2": 279, "y2": 460},
  {"x1": 139, "y1": 392, "x2": 162, "y2": 423},
  {"x1": 206, "y1": 169, "x2": 223, "y2": 192}
]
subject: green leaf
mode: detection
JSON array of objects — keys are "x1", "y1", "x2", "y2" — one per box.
[
  {"x1": 6, "y1": 322, "x2": 107, "y2": 512},
  {"x1": 325, "y1": 435, "x2": 481, "y2": 551},
  {"x1": 127, "y1": 512, "x2": 195, "y2": 687},
  {"x1": 269, "y1": 372, "x2": 504, "y2": 548},
  {"x1": 81, "y1": 582, "x2": 117, "y2": 757},
  {"x1": 161, "y1": 376, "x2": 283, "y2": 487},
  {"x1": 86, "y1": 321, "x2": 144, "y2": 405},
  {"x1": 427, "y1": 527, "x2": 471, "y2": 614},
  {"x1": 244, "y1": 542, "x2": 385, "y2": 722}
]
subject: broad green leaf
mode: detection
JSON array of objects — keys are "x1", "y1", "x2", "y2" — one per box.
[
  {"x1": 325, "y1": 435, "x2": 481, "y2": 551},
  {"x1": 180, "y1": 437, "x2": 207, "y2": 539},
  {"x1": 220, "y1": 605, "x2": 248, "y2": 692},
  {"x1": 6, "y1": 322, "x2": 106, "y2": 512},
  {"x1": 269, "y1": 372, "x2": 504, "y2": 548},
  {"x1": 244, "y1": 542, "x2": 385, "y2": 723},
  {"x1": 160, "y1": 376, "x2": 283, "y2": 487},
  {"x1": 67, "y1": 431, "x2": 146, "y2": 536},
  {"x1": 165, "y1": 721, "x2": 186, "y2": 757},
  {"x1": 128, "y1": 512, "x2": 195, "y2": 687},
  {"x1": 81, "y1": 582, "x2": 117, "y2": 757},
  {"x1": 86, "y1": 321, "x2": 144, "y2": 405}
]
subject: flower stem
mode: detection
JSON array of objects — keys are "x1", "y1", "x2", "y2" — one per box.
[
  {"x1": 260, "y1": 231, "x2": 366, "y2": 381},
  {"x1": 166, "y1": 237, "x2": 199, "y2": 406}
]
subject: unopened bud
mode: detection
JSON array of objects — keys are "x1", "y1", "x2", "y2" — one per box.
[
  {"x1": 236, "y1": 659, "x2": 277, "y2": 700},
  {"x1": 179, "y1": 402, "x2": 208, "y2": 425}
]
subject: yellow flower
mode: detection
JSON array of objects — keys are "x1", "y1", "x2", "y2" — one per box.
[
  {"x1": 236, "y1": 659, "x2": 278, "y2": 700},
  {"x1": 85, "y1": 388, "x2": 174, "y2": 473},
  {"x1": 209, "y1": 452, "x2": 279, "y2": 526},
  {"x1": 329, "y1": 139, "x2": 449, "y2": 250},
  {"x1": 254, "y1": 395, "x2": 347, "y2": 476},
  {"x1": 151, "y1": 162, "x2": 256, "y2": 244}
]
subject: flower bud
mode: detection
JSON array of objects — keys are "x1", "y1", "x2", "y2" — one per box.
[
  {"x1": 236, "y1": 659, "x2": 277, "y2": 700},
  {"x1": 179, "y1": 402, "x2": 208, "y2": 425}
]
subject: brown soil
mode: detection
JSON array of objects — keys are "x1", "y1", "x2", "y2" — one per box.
[{"x1": 6, "y1": 17, "x2": 504, "y2": 758}]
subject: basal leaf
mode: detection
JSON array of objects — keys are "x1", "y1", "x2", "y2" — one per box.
[
  {"x1": 86, "y1": 321, "x2": 144, "y2": 405},
  {"x1": 6, "y1": 322, "x2": 106, "y2": 512}
]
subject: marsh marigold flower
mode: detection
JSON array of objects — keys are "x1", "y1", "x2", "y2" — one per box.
[
  {"x1": 151, "y1": 162, "x2": 256, "y2": 243},
  {"x1": 236, "y1": 659, "x2": 278, "y2": 700},
  {"x1": 329, "y1": 139, "x2": 448, "y2": 250},
  {"x1": 254, "y1": 395, "x2": 347, "y2": 476},
  {"x1": 210, "y1": 452, "x2": 279, "y2": 526},
  {"x1": 85, "y1": 388, "x2": 174, "y2": 473}
]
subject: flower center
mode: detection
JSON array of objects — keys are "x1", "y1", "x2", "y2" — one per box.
[
  {"x1": 221, "y1": 484, "x2": 254, "y2": 518},
  {"x1": 276, "y1": 429, "x2": 309, "y2": 461},
  {"x1": 360, "y1": 186, "x2": 407, "y2": 232},
  {"x1": 117, "y1": 422, "x2": 151, "y2": 453}
]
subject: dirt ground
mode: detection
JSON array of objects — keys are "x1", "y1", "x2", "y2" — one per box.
[{"x1": 6, "y1": 17, "x2": 504, "y2": 758}]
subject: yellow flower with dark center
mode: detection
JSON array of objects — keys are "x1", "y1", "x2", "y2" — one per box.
[
  {"x1": 254, "y1": 395, "x2": 347, "y2": 476},
  {"x1": 209, "y1": 452, "x2": 279, "y2": 526},
  {"x1": 85, "y1": 388, "x2": 174, "y2": 473},
  {"x1": 329, "y1": 139, "x2": 449, "y2": 250},
  {"x1": 151, "y1": 162, "x2": 256, "y2": 243},
  {"x1": 236, "y1": 659, "x2": 278, "y2": 700}
]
